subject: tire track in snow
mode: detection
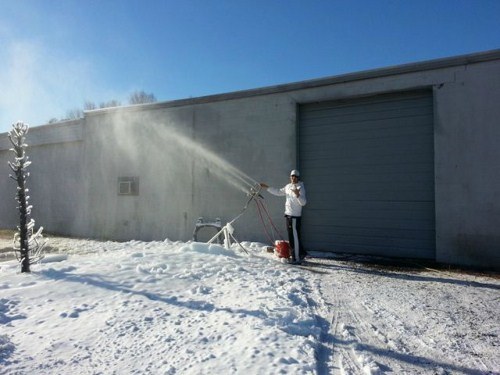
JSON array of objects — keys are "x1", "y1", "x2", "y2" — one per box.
[
  {"x1": 315, "y1": 259, "x2": 500, "y2": 375},
  {"x1": 320, "y1": 265, "x2": 434, "y2": 374},
  {"x1": 329, "y1": 281, "x2": 381, "y2": 374}
]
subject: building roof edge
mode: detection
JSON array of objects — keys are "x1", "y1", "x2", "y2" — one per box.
[{"x1": 79, "y1": 48, "x2": 500, "y2": 116}]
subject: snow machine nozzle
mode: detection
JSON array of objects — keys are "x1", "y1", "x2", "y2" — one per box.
[{"x1": 247, "y1": 183, "x2": 264, "y2": 200}]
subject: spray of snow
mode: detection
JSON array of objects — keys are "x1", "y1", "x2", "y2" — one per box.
[
  {"x1": 103, "y1": 110, "x2": 258, "y2": 195},
  {"x1": 161, "y1": 127, "x2": 258, "y2": 194}
]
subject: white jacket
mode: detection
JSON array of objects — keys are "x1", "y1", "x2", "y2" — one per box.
[{"x1": 267, "y1": 182, "x2": 307, "y2": 217}]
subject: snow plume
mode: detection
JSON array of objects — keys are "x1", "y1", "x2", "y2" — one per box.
[
  {"x1": 156, "y1": 127, "x2": 258, "y2": 194},
  {"x1": 0, "y1": 38, "x2": 121, "y2": 134},
  {"x1": 103, "y1": 109, "x2": 259, "y2": 194}
]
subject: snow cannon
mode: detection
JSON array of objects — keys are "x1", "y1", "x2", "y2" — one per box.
[
  {"x1": 247, "y1": 183, "x2": 264, "y2": 200},
  {"x1": 275, "y1": 240, "x2": 290, "y2": 258}
]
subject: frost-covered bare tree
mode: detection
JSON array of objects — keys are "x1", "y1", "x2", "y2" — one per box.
[
  {"x1": 83, "y1": 100, "x2": 97, "y2": 111},
  {"x1": 129, "y1": 90, "x2": 157, "y2": 105},
  {"x1": 99, "y1": 100, "x2": 121, "y2": 109},
  {"x1": 66, "y1": 108, "x2": 84, "y2": 120},
  {"x1": 8, "y1": 121, "x2": 47, "y2": 272}
]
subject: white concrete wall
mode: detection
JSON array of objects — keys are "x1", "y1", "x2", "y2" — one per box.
[
  {"x1": 1, "y1": 50, "x2": 499, "y2": 269},
  {"x1": 74, "y1": 95, "x2": 296, "y2": 242},
  {"x1": 0, "y1": 120, "x2": 84, "y2": 234},
  {"x1": 433, "y1": 60, "x2": 500, "y2": 268},
  {"x1": 0, "y1": 140, "x2": 18, "y2": 230}
]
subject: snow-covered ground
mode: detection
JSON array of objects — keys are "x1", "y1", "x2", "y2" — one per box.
[{"x1": 0, "y1": 236, "x2": 499, "y2": 374}]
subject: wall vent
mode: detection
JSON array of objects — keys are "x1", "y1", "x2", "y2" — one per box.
[{"x1": 118, "y1": 177, "x2": 139, "y2": 196}]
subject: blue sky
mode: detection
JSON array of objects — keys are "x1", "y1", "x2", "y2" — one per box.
[{"x1": 1, "y1": 0, "x2": 499, "y2": 134}]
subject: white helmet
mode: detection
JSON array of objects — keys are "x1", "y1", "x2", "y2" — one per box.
[{"x1": 290, "y1": 169, "x2": 300, "y2": 177}]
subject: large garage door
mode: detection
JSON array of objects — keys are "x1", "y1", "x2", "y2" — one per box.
[{"x1": 299, "y1": 91, "x2": 435, "y2": 259}]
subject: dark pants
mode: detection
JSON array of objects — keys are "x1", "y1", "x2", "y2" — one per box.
[{"x1": 286, "y1": 215, "x2": 306, "y2": 260}]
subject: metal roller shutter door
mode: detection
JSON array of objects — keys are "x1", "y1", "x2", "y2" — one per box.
[{"x1": 299, "y1": 91, "x2": 435, "y2": 259}]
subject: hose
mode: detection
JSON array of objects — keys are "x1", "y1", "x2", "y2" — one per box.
[{"x1": 254, "y1": 196, "x2": 285, "y2": 245}]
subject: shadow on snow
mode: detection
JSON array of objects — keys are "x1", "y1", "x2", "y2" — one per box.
[
  {"x1": 39, "y1": 267, "x2": 268, "y2": 320},
  {"x1": 304, "y1": 259, "x2": 500, "y2": 291}
]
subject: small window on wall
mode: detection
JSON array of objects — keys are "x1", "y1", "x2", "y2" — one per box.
[{"x1": 118, "y1": 177, "x2": 139, "y2": 196}]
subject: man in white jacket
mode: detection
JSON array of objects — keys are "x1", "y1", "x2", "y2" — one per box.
[{"x1": 260, "y1": 170, "x2": 307, "y2": 264}]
